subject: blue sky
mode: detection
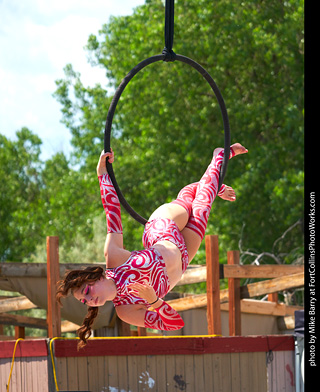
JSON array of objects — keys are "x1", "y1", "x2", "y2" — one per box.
[{"x1": 0, "y1": 0, "x2": 145, "y2": 160}]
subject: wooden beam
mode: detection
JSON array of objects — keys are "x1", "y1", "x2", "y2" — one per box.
[
  {"x1": 228, "y1": 251, "x2": 241, "y2": 336},
  {"x1": 223, "y1": 264, "x2": 304, "y2": 279},
  {"x1": 0, "y1": 313, "x2": 47, "y2": 329},
  {"x1": 176, "y1": 265, "x2": 207, "y2": 285},
  {"x1": 220, "y1": 300, "x2": 303, "y2": 317},
  {"x1": 0, "y1": 296, "x2": 37, "y2": 313},
  {"x1": 47, "y1": 236, "x2": 61, "y2": 338},
  {"x1": 240, "y1": 272, "x2": 304, "y2": 298},
  {"x1": 205, "y1": 235, "x2": 222, "y2": 336},
  {"x1": 61, "y1": 320, "x2": 80, "y2": 333},
  {"x1": 0, "y1": 262, "x2": 210, "y2": 284},
  {"x1": 277, "y1": 316, "x2": 295, "y2": 331},
  {"x1": 167, "y1": 273, "x2": 305, "y2": 312},
  {"x1": 0, "y1": 262, "x2": 105, "y2": 278},
  {"x1": 167, "y1": 293, "x2": 207, "y2": 311},
  {"x1": 1, "y1": 262, "x2": 303, "y2": 281}
]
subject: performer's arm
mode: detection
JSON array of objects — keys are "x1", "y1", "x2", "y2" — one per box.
[
  {"x1": 97, "y1": 150, "x2": 130, "y2": 267},
  {"x1": 119, "y1": 282, "x2": 184, "y2": 331},
  {"x1": 116, "y1": 301, "x2": 184, "y2": 331},
  {"x1": 144, "y1": 301, "x2": 184, "y2": 330},
  {"x1": 99, "y1": 172, "x2": 123, "y2": 234}
]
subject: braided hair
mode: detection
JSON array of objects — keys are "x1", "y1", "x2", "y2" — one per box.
[{"x1": 56, "y1": 266, "x2": 105, "y2": 349}]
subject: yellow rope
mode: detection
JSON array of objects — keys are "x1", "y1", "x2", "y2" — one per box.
[
  {"x1": 50, "y1": 337, "x2": 80, "y2": 392},
  {"x1": 5, "y1": 332, "x2": 221, "y2": 391},
  {"x1": 6, "y1": 338, "x2": 24, "y2": 392}
]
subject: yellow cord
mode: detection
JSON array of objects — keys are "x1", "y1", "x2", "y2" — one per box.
[
  {"x1": 50, "y1": 336, "x2": 80, "y2": 392},
  {"x1": 5, "y1": 333, "x2": 221, "y2": 392},
  {"x1": 6, "y1": 338, "x2": 24, "y2": 392},
  {"x1": 50, "y1": 337, "x2": 60, "y2": 392}
]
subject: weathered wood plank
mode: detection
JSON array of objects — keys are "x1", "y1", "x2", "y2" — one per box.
[
  {"x1": 66, "y1": 356, "x2": 78, "y2": 390},
  {"x1": 176, "y1": 265, "x2": 207, "y2": 285},
  {"x1": 167, "y1": 273, "x2": 304, "y2": 311},
  {"x1": 56, "y1": 357, "x2": 68, "y2": 391},
  {"x1": 77, "y1": 356, "x2": 89, "y2": 390},
  {"x1": 223, "y1": 264, "x2": 304, "y2": 278},
  {"x1": 0, "y1": 296, "x2": 37, "y2": 313},
  {"x1": 0, "y1": 313, "x2": 47, "y2": 329},
  {"x1": 155, "y1": 354, "x2": 167, "y2": 392},
  {"x1": 165, "y1": 354, "x2": 176, "y2": 392},
  {"x1": 107, "y1": 353, "x2": 119, "y2": 390},
  {"x1": 117, "y1": 355, "x2": 129, "y2": 392},
  {"x1": 127, "y1": 355, "x2": 139, "y2": 392},
  {"x1": 87, "y1": 356, "x2": 100, "y2": 391},
  {"x1": 184, "y1": 354, "x2": 195, "y2": 392},
  {"x1": 220, "y1": 299, "x2": 303, "y2": 317},
  {"x1": 241, "y1": 272, "x2": 304, "y2": 298},
  {"x1": 230, "y1": 353, "x2": 241, "y2": 392},
  {"x1": 0, "y1": 262, "x2": 104, "y2": 278}
]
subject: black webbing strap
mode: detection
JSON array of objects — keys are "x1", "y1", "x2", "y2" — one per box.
[{"x1": 162, "y1": 0, "x2": 176, "y2": 61}]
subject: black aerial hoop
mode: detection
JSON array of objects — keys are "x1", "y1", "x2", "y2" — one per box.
[{"x1": 104, "y1": 0, "x2": 231, "y2": 226}]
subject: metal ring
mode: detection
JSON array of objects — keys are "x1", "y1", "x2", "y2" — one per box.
[{"x1": 104, "y1": 54, "x2": 231, "y2": 225}]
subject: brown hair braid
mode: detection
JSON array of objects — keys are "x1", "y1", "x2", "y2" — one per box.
[{"x1": 56, "y1": 266, "x2": 105, "y2": 349}]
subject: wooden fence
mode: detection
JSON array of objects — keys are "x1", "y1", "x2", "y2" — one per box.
[
  {"x1": 0, "y1": 235, "x2": 304, "y2": 339},
  {"x1": 0, "y1": 335, "x2": 295, "y2": 392}
]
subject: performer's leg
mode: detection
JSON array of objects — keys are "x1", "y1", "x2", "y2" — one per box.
[
  {"x1": 170, "y1": 182, "x2": 198, "y2": 216},
  {"x1": 148, "y1": 183, "x2": 197, "y2": 230},
  {"x1": 148, "y1": 143, "x2": 247, "y2": 247},
  {"x1": 182, "y1": 143, "x2": 247, "y2": 261}
]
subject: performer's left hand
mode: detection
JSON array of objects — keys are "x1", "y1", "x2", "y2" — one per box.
[
  {"x1": 97, "y1": 149, "x2": 114, "y2": 176},
  {"x1": 127, "y1": 282, "x2": 158, "y2": 304}
]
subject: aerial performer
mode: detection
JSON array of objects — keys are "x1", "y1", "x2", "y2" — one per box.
[{"x1": 57, "y1": 142, "x2": 248, "y2": 348}]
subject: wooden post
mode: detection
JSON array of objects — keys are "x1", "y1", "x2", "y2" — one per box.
[
  {"x1": 117, "y1": 318, "x2": 131, "y2": 336},
  {"x1": 47, "y1": 236, "x2": 61, "y2": 338},
  {"x1": 14, "y1": 326, "x2": 25, "y2": 339},
  {"x1": 228, "y1": 251, "x2": 241, "y2": 336},
  {"x1": 268, "y1": 293, "x2": 279, "y2": 302},
  {"x1": 205, "y1": 235, "x2": 222, "y2": 336},
  {"x1": 138, "y1": 327, "x2": 147, "y2": 336}
]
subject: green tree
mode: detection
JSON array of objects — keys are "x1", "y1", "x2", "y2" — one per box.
[
  {"x1": 0, "y1": 128, "x2": 43, "y2": 260},
  {"x1": 40, "y1": 151, "x2": 100, "y2": 248},
  {"x1": 54, "y1": 0, "x2": 304, "y2": 262},
  {"x1": 0, "y1": 129, "x2": 101, "y2": 261}
]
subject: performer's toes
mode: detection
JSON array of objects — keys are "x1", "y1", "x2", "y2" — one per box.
[
  {"x1": 230, "y1": 143, "x2": 248, "y2": 156},
  {"x1": 219, "y1": 185, "x2": 236, "y2": 202}
]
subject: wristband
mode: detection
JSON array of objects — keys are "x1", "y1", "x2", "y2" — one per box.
[{"x1": 149, "y1": 297, "x2": 159, "y2": 306}]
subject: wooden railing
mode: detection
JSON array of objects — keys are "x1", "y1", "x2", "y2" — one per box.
[{"x1": 0, "y1": 235, "x2": 304, "y2": 339}]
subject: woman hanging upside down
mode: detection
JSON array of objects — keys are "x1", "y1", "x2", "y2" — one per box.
[{"x1": 56, "y1": 143, "x2": 248, "y2": 348}]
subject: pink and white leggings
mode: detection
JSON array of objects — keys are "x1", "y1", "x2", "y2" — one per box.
[{"x1": 171, "y1": 147, "x2": 235, "y2": 240}]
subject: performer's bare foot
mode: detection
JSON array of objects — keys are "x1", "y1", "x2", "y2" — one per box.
[
  {"x1": 230, "y1": 143, "x2": 248, "y2": 156},
  {"x1": 219, "y1": 185, "x2": 236, "y2": 202},
  {"x1": 213, "y1": 143, "x2": 248, "y2": 158}
]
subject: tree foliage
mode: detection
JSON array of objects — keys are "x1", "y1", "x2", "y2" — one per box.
[
  {"x1": 1, "y1": 0, "x2": 304, "y2": 265},
  {"x1": 54, "y1": 0, "x2": 304, "y2": 259}
]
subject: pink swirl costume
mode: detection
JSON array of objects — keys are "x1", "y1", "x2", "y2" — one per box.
[{"x1": 99, "y1": 147, "x2": 235, "y2": 331}]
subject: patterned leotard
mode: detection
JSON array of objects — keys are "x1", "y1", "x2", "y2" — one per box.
[
  {"x1": 99, "y1": 173, "x2": 185, "y2": 330},
  {"x1": 106, "y1": 248, "x2": 170, "y2": 308}
]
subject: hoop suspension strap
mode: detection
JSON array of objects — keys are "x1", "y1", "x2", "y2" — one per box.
[{"x1": 162, "y1": 0, "x2": 176, "y2": 61}]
